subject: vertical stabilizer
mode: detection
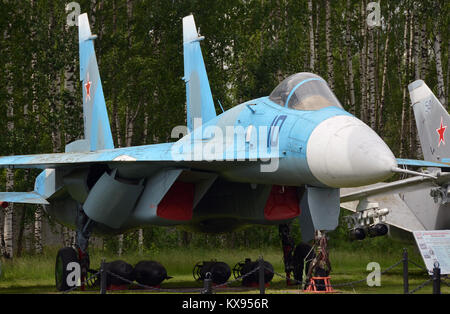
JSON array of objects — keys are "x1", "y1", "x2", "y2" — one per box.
[
  {"x1": 78, "y1": 13, "x2": 114, "y2": 151},
  {"x1": 409, "y1": 80, "x2": 450, "y2": 162},
  {"x1": 183, "y1": 15, "x2": 216, "y2": 132}
]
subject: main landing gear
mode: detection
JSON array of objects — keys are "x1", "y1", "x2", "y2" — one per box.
[{"x1": 55, "y1": 206, "x2": 94, "y2": 291}]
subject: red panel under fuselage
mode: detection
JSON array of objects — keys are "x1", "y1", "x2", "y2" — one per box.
[
  {"x1": 264, "y1": 185, "x2": 301, "y2": 220},
  {"x1": 157, "y1": 181, "x2": 194, "y2": 221}
]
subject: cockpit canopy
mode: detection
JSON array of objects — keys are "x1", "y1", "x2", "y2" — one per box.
[{"x1": 269, "y1": 72, "x2": 343, "y2": 111}]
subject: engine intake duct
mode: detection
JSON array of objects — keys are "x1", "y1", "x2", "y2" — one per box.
[{"x1": 83, "y1": 169, "x2": 144, "y2": 229}]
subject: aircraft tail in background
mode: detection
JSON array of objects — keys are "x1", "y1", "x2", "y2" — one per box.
[
  {"x1": 182, "y1": 15, "x2": 217, "y2": 132},
  {"x1": 409, "y1": 80, "x2": 450, "y2": 163},
  {"x1": 78, "y1": 13, "x2": 114, "y2": 151}
]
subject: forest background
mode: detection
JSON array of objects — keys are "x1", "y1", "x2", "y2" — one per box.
[{"x1": 0, "y1": 0, "x2": 448, "y2": 258}]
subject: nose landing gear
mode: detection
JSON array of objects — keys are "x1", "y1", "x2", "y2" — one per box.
[{"x1": 279, "y1": 224, "x2": 331, "y2": 288}]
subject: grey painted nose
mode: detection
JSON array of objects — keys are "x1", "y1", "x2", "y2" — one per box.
[{"x1": 306, "y1": 115, "x2": 397, "y2": 188}]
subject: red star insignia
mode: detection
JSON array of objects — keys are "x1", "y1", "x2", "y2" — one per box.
[
  {"x1": 436, "y1": 117, "x2": 447, "y2": 147},
  {"x1": 85, "y1": 73, "x2": 91, "y2": 101}
]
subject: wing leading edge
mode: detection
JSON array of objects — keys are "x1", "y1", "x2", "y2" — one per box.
[{"x1": 0, "y1": 192, "x2": 49, "y2": 205}]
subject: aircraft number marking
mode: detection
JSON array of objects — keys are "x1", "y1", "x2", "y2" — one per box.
[{"x1": 267, "y1": 115, "x2": 287, "y2": 148}]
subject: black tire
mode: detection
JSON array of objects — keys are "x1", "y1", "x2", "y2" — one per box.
[
  {"x1": 55, "y1": 247, "x2": 79, "y2": 291},
  {"x1": 292, "y1": 243, "x2": 315, "y2": 284}
]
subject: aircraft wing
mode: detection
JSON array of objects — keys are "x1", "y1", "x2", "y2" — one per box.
[
  {"x1": 0, "y1": 143, "x2": 176, "y2": 169},
  {"x1": 341, "y1": 176, "x2": 434, "y2": 203},
  {"x1": 341, "y1": 188, "x2": 426, "y2": 232},
  {"x1": 397, "y1": 158, "x2": 450, "y2": 168},
  {"x1": 0, "y1": 192, "x2": 49, "y2": 205}
]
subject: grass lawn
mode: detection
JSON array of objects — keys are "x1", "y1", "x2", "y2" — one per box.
[{"x1": 0, "y1": 244, "x2": 448, "y2": 294}]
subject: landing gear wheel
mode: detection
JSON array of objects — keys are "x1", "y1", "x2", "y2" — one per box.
[
  {"x1": 55, "y1": 247, "x2": 79, "y2": 291},
  {"x1": 293, "y1": 243, "x2": 315, "y2": 284}
]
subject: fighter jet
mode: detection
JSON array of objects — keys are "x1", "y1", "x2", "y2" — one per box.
[
  {"x1": 0, "y1": 14, "x2": 420, "y2": 290},
  {"x1": 341, "y1": 80, "x2": 450, "y2": 237}
]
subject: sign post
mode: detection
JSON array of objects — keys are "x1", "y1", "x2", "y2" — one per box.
[{"x1": 412, "y1": 230, "x2": 450, "y2": 275}]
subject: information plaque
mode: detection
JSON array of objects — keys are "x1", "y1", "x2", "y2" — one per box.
[{"x1": 413, "y1": 230, "x2": 450, "y2": 275}]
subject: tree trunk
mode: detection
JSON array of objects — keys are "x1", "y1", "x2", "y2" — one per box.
[
  {"x1": 308, "y1": 0, "x2": 315, "y2": 72},
  {"x1": 378, "y1": 21, "x2": 390, "y2": 133},
  {"x1": 434, "y1": 27, "x2": 446, "y2": 107},
  {"x1": 138, "y1": 229, "x2": 144, "y2": 255},
  {"x1": 413, "y1": 10, "x2": 421, "y2": 80},
  {"x1": 345, "y1": 0, "x2": 355, "y2": 114},
  {"x1": 4, "y1": 171, "x2": 14, "y2": 258},
  {"x1": 325, "y1": 0, "x2": 334, "y2": 90},
  {"x1": 420, "y1": 22, "x2": 428, "y2": 80},
  {"x1": 4, "y1": 40, "x2": 14, "y2": 258},
  {"x1": 367, "y1": 26, "x2": 377, "y2": 130},
  {"x1": 34, "y1": 207, "x2": 43, "y2": 254},
  {"x1": 118, "y1": 234, "x2": 124, "y2": 256},
  {"x1": 399, "y1": 10, "x2": 411, "y2": 158},
  {"x1": 359, "y1": 0, "x2": 368, "y2": 122}
]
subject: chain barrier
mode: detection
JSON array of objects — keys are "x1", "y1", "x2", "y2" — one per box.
[
  {"x1": 106, "y1": 270, "x2": 204, "y2": 293},
  {"x1": 408, "y1": 278, "x2": 432, "y2": 294},
  {"x1": 62, "y1": 252, "x2": 444, "y2": 294},
  {"x1": 211, "y1": 265, "x2": 261, "y2": 290},
  {"x1": 100, "y1": 265, "x2": 262, "y2": 294},
  {"x1": 265, "y1": 257, "x2": 440, "y2": 293},
  {"x1": 407, "y1": 259, "x2": 428, "y2": 272}
]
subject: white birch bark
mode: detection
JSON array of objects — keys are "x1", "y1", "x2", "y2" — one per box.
[
  {"x1": 359, "y1": 0, "x2": 368, "y2": 122},
  {"x1": 308, "y1": 0, "x2": 315, "y2": 72},
  {"x1": 138, "y1": 229, "x2": 144, "y2": 255},
  {"x1": 378, "y1": 20, "x2": 390, "y2": 132},
  {"x1": 367, "y1": 27, "x2": 376, "y2": 130},
  {"x1": 34, "y1": 207, "x2": 42, "y2": 254},
  {"x1": 325, "y1": 0, "x2": 334, "y2": 90},
  {"x1": 399, "y1": 10, "x2": 410, "y2": 158},
  {"x1": 433, "y1": 28, "x2": 446, "y2": 107},
  {"x1": 4, "y1": 23, "x2": 14, "y2": 258},
  {"x1": 118, "y1": 234, "x2": 124, "y2": 256},
  {"x1": 345, "y1": 0, "x2": 355, "y2": 114},
  {"x1": 4, "y1": 170, "x2": 14, "y2": 258}
]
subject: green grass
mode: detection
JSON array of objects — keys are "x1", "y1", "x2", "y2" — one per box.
[{"x1": 0, "y1": 245, "x2": 448, "y2": 294}]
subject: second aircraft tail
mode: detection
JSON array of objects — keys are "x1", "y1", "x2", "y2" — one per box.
[{"x1": 409, "y1": 80, "x2": 450, "y2": 162}]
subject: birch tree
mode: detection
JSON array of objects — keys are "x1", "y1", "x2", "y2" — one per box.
[{"x1": 325, "y1": 0, "x2": 334, "y2": 90}]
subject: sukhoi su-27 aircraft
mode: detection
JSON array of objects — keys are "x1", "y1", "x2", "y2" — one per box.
[{"x1": 0, "y1": 14, "x2": 429, "y2": 290}]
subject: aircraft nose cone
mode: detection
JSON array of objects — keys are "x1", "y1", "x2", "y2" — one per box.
[{"x1": 306, "y1": 115, "x2": 397, "y2": 188}]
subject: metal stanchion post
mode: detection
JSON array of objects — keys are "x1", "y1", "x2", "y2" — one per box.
[
  {"x1": 432, "y1": 262, "x2": 441, "y2": 295},
  {"x1": 202, "y1": 272, "x2": 212, "y2": 294},
  {"x1": 259, "y1": 257, "x2": 265, "y2": 295},
  {"x1": 100, "y1": 259, "x2": 107, "y2": 294},
  {"x1": 403, "y1": 248, "x2": 409, "y2": 294}
]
